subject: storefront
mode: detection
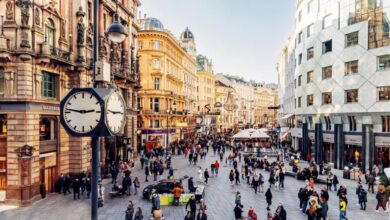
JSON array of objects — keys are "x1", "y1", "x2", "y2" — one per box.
[
  {"x1": 323, "y1": 132, "x2": 335, "y2": 163},
  {"x1": 344, "y1": 134, "x2": 363, "y2": 166},
  {"x1": 291, "y1": 127, "x2": 302, "y2": 152},
  {"x1": 374, "y1": 135, "x2": 390, "y2": 172},
  {"x1": 39, "y1": 115, "x2": 59, "y2": 193},
  {"x1": 141, "y1": 129, "x2": 177, "y2": 151},
  {"x1": 0, "y1": 114, "x2": 6, "y2": 201}
]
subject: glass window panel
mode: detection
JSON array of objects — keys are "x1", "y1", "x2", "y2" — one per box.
[
  {"x1": 322, "y1": 66, "x2": 332, "y2": 79},
  {"x1": 345, "y1": 60, "x2": 359, "y2": 75},
  {"x1": 345, "y1": 89, "x2": 359, "y2": 103}
]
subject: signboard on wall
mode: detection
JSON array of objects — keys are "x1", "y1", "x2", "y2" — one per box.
[
  {"x1": 308, "y1": 132, "x2": 315, "y2": 141},
  {"x1": 375, "y1": 136, "x2": 390, "y2": 146},
  {"x1": 323, "y1": 133, "x2": 334, "y2": 143},
  {"x1": 291, "y1": 128, "x2": 302, "y2": 138},
  {"x1": 345, "y1": 134, "x2": 362, "y2": 145}
]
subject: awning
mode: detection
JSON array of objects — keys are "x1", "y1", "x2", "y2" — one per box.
[{"x1": 281, "y1": 114, "x2": 294, "y2": 120}]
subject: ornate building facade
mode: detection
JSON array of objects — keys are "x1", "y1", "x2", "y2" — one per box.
[
  {"x1": 0, "y1": 0, "x2": 140, "y2": 205},
  {"x1": 137, "y1": 18, "x2": 197, "y2": 149}
]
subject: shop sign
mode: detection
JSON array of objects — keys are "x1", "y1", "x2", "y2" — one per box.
[
  {"x1": 323, "y1": 133, "x2": 334, "y2": 143},
  {"x1": 42, "y1": 105, "x2": 60, "y2": 112},
  {"x1": 142, "y1": 129, "x2": 176, "y2": 135},
  {"x1": 375, "y1": 136, "x2": 390, "y2": 146},
  {"x1": 291, "y1": 128, "x2": 302, "y2": 138},
  {"x1": 345, "y1": 134, "x2": 362, "y2": 145},
  {"x1": 308, "y1": 132, "x2": 315, "y2": 141}
]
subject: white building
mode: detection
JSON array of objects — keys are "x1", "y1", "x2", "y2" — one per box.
[{"x1": 278, "y1": 0, "x2": 390, "y2": 172}]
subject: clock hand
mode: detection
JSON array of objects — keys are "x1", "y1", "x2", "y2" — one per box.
[
  {"x1": 66, "y1": 108, "x2": 95, "y2": 114},
  {"x1": 108, "y1": 110, "x2": 123, "y2": 115}
]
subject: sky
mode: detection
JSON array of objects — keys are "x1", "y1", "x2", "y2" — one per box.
[{"x1": 139, "y1": 0, "x2": 295, "y2": 83}]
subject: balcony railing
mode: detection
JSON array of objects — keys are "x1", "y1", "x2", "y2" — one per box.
[{"x1": 50, "y1": 46, "x2": 71, "y2": 62}]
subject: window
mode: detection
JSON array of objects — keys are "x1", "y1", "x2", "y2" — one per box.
[
  {"x1": 381, "y1": 116, "x2": 390, "y2": 132},
  {"x1": 298, "y1": 75, "x2": 302, "y2": 86},
  {"x1": 307, "y1": 47, "x2": 314, "y2": 60},
  {"x1": 298, "y1": 53, "x2": 302, "y2": 65},
  {"x1": 0, "y1": 68, "x2": 4, "y2": 97},
  {"x1": 345, "y1": 89, "x2": 358, "y2": 103},
  {"x1": 0, "y1": 115, "x2": 6, "y2": 135},
  {"x1": 378, "y1": 55, "x2": 390, "y2": 71},
  {"x1": 150, "y1": 98, "x2": 160, "y2": 112},
  {"x1": 45, "y1": 18, "x2": 56, "y2": 47},
  {"x1": 0, "y1": 158, "x2": 5, "y2": 190},
  {"x1": 298, "y1": 10, "x2": 302, "y2": 22},
  {"x1": 298, "y1": 31, "x2": 303, "y2": 44},
  {"x1": 322, "y1": 40, "x2": 332, "y2": 54},
  {"x1": 307, "y1": 94, "x2": 314, "y2": 106},
  {"x1": 294, "y1": 98, "x2": 297, "y2": 108},
  {"x1": 348, "y1": 115, "x2": 357, "y2": 131},
  {"x1": 323, "y1": 14, "x2": 332, "y2": 29},
  {"x1": 298, "y1": 96, "x2": 302, "y2": 107},
  {"x1": 149, "y1": 120, "x2": 153, "y2": 128},
  {"x1": 307, "y1": 0, "x2": 314, "y2": 13},
  {"x1": 324, "y1": 116, "x2": 331, "y2": 131},
  {"x1": 378, "y1": 86, "x2": 390, "y2": 101},
  {"x1": 307, "y1": 24, "x2": 314, "y2": 37},
  {"x1": 153, "y1": 77, "x2": 160, "y2": 90},
  {"x1": 153, "y1": 41, "x2": 160, "y2": 50},
  {"x1": 345, "y1": 31, "x2": 359, "y2": 47},
  {"x1": 41, "y1": 72, "x2": 58, "y2": 99},
  {"x1": 345, "y1": 60, "x2": 358, "y2": 75},
  {"x1": 308, "y1": 116, "x2": 314, "y2": 129},
  {"x1": 154, "y1": 120, "x2": 161, "y2": 128},
  {"x1": 322, "y1": 66, "x2": 332, "y2": 79},
  {"x1": 322, "y1": 92, "x2": 332, "y2": 105},
  {"x1": 152, "y1": 58, "x2": 160, "y2": 69},
  {"x1": 39, "y1": 117, "x2": 58, "y2": 141},
  {"x1": 307, "y1": 71, "x2": 314, "y2": 83}
]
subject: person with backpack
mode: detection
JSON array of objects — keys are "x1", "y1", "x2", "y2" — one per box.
[{"x1": 357, "y1": 184, "x2": 367, "y2": 210}]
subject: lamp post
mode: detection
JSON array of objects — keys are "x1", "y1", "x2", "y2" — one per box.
[
  {"x1": 91, "y1": 1, "x2": 127, "y2": 220},
  {"x1": 166, "y1": 101, "x2": 176, "y2": 149}
]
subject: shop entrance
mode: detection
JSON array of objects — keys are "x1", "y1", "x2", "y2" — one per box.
[
  {"x1": 323, "y1": 142, "x2": 334, "y2": 163},
  {"x1": 376, "y1": 147, "x2": 390, "y2": 172},
  {"x1": 344, "y1": 144, "x2": 362, "y2": 167}
]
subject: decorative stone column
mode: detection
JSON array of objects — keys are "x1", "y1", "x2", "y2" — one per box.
[
  {"x1": 16, "y1": 0, "x2": 32, "y2": 49},
  {"x1": 333, "y1": 116, "x2": 344, "y2": 169},
  {"x1": 76, "y1": 7, "x2": 86, "y2": 63}
]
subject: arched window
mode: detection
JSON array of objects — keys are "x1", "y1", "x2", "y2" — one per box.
[{"x1": 45, "y1": 18, "x2": 56, "y2": 47}]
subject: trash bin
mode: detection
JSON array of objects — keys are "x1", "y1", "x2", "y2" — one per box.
[{"x1": 343, "y1": 167, "x2": 350, "y2": 179}]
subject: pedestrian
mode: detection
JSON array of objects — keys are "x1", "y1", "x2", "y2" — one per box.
[
  {"x1": 172, "y1": 183, "x2": 183, "y2": 206},
  {"x1": 326, "y1": 174, "x2": 333, "y2": 191},
  {"x1": 111, "y1": 165, "x2": 118, "y2": 184},
  {"x1": 337, "y1": 185, "x2": 347, "y2": 199},
  {"x1": 151, "y1": 192, "x2": 161, "y2": 219},
  {"x1": 252, "y1": 172, "x2": 259, "y2": 194},
  {"x1": 204, "y1": 168, "x2": 210, "y2": 184},
  {"x1": 125, "y1": 201, "x2": 134, "y2": 220},
  {"x1": 215, "y1": 161, "x2": 220, "y2": 176},
  {"x1": 210, "y1": 163, "x2": 215, "y2": 177},
  {"x1": 233, "y1": 203, "x2": 244, "y2": 220},
  {"x1": 339, "y1": 195, "x2": 348, "y2": 220},
  {"x1": 199, "y1": 199, "x2": 207, "y2": 212},
  {"x1": 275, "y1": 203, "x2": 287, "y2": 220},
  {"x1": 133, "y1": 177, "x2": 140, "y2": 195},
  {"x1": 259, "y1": 173, "x2": 264, "y2": 193},
  {"x1": 64, "y1": 174, "x2": 71, "y2": 195},
  {"x1": 140, "y1": 154, "x2": 145, "y2": 169},
  {"x1": 279, "y1": 167, "x2": 285, "y2": 189},
  {"x1": 333, "y1": 175, "x2": 339, "y2": 191},
  {"x1": 134, "y1": 207, "x2": 143, "y2": 220},
  {"x1": 235, "y1": 169, "x2": 240, "y2": 185},
  {"x1": 265, "y1": 188, "x2": 272, "y2": 211},
  {"x1": 186, "y1": 195, "x2": 197, "y2": 220},
  {"x1": 235, "y1": 191, "x2": 241, "y2": 205},
  {"x1": 85, "y1": 177, "x2": 91, "y2": 198},
  {"x1": 376, "y1": 185, "x2": 387, "y2": 212},
  {"x1": 188, "y1": 177, "x2": 196, "y2": 193},
  {"x1": 357, "y1": 185, "x2": 367, "y2": 210},
  {"x1": 368, "y1": 173, "x2": 375, "y2": 193},
  {"x1": 268, "y1": 172, "x2": 275, "y2": 189},
  {"x1": 229, "y1": 170, "x2": 235, "y2": 185},
  {"x1": 184, "y1": 211, "x2": 193, "y2": 220},
  {"x1": 196, "y1": 209, "x2": 207, "y2": 220},
  {"x1": 145, "y1": 166, "x2": 150, "y2": 182},
  {"x1": 72, "y1": 178, "x2": 80, "y2": 200},
  {"x1": 319, "y1": 198, "x2": 328, "y2": 220},
  {"x1": 198, "y1": 166, "x2": 203, "y2": 182}
]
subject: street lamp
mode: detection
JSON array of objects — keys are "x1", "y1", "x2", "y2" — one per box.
[
  {"x1": 166, "y1": 101, "x2": 176, "y2": 149},
  {"x1": 90, "y1": 0, "x2": 128, "y2": 220}
]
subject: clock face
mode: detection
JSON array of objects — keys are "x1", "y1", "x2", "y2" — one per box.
[
  {"x1": 63, "y1": 91, "x2": 102, "y2": 134},
  {"x1": 106, "y1": 91, "x2": 126, "y2": 134}
]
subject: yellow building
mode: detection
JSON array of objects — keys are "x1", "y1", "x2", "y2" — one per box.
[
  {"x1": 197, "y1": 55, "x2": 217, "y2": 134},
  {"x1": 137, "y1": 18, "x2": 197, "y2": 148},
  {"x1": 253, "y1": 85, "x2": 278, "y2": 128}
]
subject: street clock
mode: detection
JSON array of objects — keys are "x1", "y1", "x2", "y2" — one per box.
[{"x1": 60, "y1": 88, "x2": 126, "y2": 137}]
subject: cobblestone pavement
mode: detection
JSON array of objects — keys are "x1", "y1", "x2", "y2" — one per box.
[{"x1": 0, "y1": 151, "x2": 389, "y2": 220}]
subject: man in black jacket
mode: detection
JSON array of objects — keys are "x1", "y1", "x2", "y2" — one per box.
[
  {"x1": 186, "y1": 195, "x2": 197, "y2": 220},
  {"x1": 233, "y1": 203, "x2": 244, "y2": 220},
  {"x1": 72, "y1": 178, "x2": 80, "y2": 200}
]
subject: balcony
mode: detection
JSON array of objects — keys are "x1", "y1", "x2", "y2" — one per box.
[
  {"x1": 38, "y1": 43, "x2": 72, "y2": 64},
  {"x1": 50, "y1": 46, "x2": 71, "y2": 63}
]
